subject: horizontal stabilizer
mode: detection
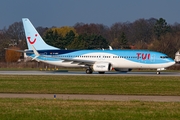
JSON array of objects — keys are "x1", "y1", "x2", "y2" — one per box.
[
  {"x1": 31, "y1": 45, "x2": 40, "y2": 61},
  {"x1": 4, "y1": 48, "x2": 33, "y2": 53}
]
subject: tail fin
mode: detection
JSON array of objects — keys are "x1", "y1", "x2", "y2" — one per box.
[{"x1": 22, "y1": 18, "x2": 58, "y2": 50}]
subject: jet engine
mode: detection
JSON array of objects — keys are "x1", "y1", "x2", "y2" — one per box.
[{"x1": 93, "y1": 62, "x2": 112, "y2": 72}]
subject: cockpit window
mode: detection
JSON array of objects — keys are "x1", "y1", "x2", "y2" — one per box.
[{"x1": 160, "y1": 56, "x2": 169, "y2": 59}]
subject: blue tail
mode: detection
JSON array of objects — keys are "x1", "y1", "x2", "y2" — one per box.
[{"x1": 22, "y1": 18, "x2": 59, "y2": 50}]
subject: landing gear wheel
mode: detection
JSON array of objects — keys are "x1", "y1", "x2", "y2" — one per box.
[
  {"x1": 98, "y1": 72, "x2": 105, "y2": 74},
  {"x1": 157, "y1": 71, "x2": 160, "y2": 75},
  {"x1": 86, "y1": 68, "x2": 93, "y2": 74}
]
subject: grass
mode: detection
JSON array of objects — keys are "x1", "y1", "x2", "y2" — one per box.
[
  {"x1": 0, "y1": 75, "x2": 180, "y2": 95},
  {"x1": 0, "y1": 75, "x2": 180, "y2": 119},
  {"x1": 0, "y1": 98, "x2": 180, "y2": 120}
]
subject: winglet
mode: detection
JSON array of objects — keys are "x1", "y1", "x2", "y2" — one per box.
[{"x1": 109, "y1": 46, "x2": 113, "y2": 50}]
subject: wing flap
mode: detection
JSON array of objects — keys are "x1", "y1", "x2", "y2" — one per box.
[{"x1": 61, "y1": 58, "x2": 95, "y2": 65}]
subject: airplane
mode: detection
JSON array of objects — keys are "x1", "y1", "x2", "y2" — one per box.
[{"x1": 22, "y1": 18, "x2": 175, "y2": 74}]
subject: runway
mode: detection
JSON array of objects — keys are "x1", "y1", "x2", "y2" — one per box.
[
  {"x1": 1, "y1": 93, "x2": 180, "y2": 102},
  {"x1": 0, "y1": 70, "x2": 180, "y2": 76}
]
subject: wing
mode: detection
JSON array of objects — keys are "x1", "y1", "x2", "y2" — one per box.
[
  {"x1": 37, "y1": 55, "x2": 95, "y2": 66},
  {"x1": 61, "y1": 58, "x2": 95, "y2": 66}
]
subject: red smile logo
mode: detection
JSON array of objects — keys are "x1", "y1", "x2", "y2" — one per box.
[{"x1": 27, "y1": 34, "x2": 38, "y2": 44}]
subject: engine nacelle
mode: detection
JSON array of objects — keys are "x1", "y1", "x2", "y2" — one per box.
[
  {"x1": 114, "y1": 68, "x2": 132, "y2": 72},
  {"x1": 93, "y1": 62, "x2": 112, "y2": 72}
]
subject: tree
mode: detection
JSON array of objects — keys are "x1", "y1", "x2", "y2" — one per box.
[
  {"x1": 43, "y1": 27, "x2": 77, "y2": 49},
  {"x1": 154, "y1": 18, "x2": 171, "y2": 39},
  {"x1": 149, "y1": 32, "x2": 180, "y2": 58},
  {"x1": 5, "y1": 21, "x2": 26, "y2": 49},
  {"x1": 120, "y1": 32, "x2": 129, "y2": 49},
  {"x1": 171, "y1": 22, "x2": 180, "y2": 33},
  {"x1": 64, "y1": 30, "x2": 75, "y2": 46},
  {"x1": 43, "y1": 29, "x2": 63, "y2": 48},
  {"x1": 129, "y1": 18, "x2": 155, "y2": 44},
  {"x1": 36, "y1": 26, "x2": 48, "y2": 37},
  {"x1": 51, "y1": 26, "x2": 77, "y2": 37},
  {"x1": 110, "y1": 38, "x2": 119, "y2": 49},
  {"x1": 110, "y1": 22, "x2": 124, "y2": 43},
  {"x1": 74, "y1": 23, "x2": 110, "y2": 43},
  {"x1": 0, "y1": 32, "x2": 11, "y2": 62},
  {"x1": 68, "y1": 33, "x2": 108, "y2": 49}
]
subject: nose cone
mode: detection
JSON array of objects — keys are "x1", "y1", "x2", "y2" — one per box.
[
  {"x1": 170, "y1": 61, "x2": 176, "y2": 66},
  {"x1": 166, "y1": 58, "x2": 175, "y2": 67}
]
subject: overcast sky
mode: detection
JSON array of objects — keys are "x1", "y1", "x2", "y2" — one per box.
[{"x1": 1, "y1": 0, "x2": 180, "y2": 29}]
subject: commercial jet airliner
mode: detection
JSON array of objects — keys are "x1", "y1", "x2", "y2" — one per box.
[{"x1": 22, "y1": 18, "x2": 175, "y2": 74}]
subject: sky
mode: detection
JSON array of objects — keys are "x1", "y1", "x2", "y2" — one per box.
[{"x1": 1, "y1": 0, "x2": 180, "y2": 29}]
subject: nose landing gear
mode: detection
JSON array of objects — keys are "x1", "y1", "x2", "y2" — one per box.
[
  {"x1": 156, "y1": 68, "x2": 166, "y2": 75},
  {"x1": 156, "y1": 71, "x2": 161, "y2": 75}
]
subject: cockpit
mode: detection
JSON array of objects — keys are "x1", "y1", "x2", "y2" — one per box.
[{"x1": 160, "y1": 56, "x2": 169, "y2": 59}]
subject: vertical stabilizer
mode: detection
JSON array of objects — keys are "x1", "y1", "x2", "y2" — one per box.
[{"x1": 22, "y1": 18, "x2": 59, "y2": 50}]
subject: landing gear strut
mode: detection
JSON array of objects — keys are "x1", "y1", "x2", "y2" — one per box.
[
  {"x1": 86, "y1": 67, "x2": 93, "y2": 74},
  {"x1": 157, "y1": 71, "x2": 161, "y2": 75}
]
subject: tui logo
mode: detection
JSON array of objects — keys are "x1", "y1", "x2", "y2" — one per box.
[
  {"x1": 137, "y1": 53, "x2": 150, "y2": 60},
  {"x1": 27, "y1": 34, "x2": 38, "y2": 44}
]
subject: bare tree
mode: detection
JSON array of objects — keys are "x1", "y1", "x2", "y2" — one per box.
[
  {"x1": 36, "y1": 26, "x2": 48, "y2": 37},
  {"x1": 5, "y1": 21, "x2": 26, "y2": 49},
  {"x1": 74, "y1": 23, "x2": 110, "y2": 42},
  {"x1": 0, "y1": 31, "x2": 11, "y2": 62},
  {"x1": 149, "y1": 32, "x2": 180, "y2": 58},
  {"x1": 129, "y1": 19, "x2": 154, "y2": 44}
]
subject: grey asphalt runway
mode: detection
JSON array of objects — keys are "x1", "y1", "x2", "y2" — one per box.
[
  {"x1": 1, "y1": 93, "x2": 180, "y2": 102},
  {"x1": 0, "y1": 70, "x2": 180, "y2": 102},
  {"x1": 0, "y1": 70, "x2": 180, "y2": 76}
]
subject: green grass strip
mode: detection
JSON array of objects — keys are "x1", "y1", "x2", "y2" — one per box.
[
  {"x1": 0, "y1": 75, "x2": 180, "y2": 95},
  {"x1": 0, "y1": 98, "x2": 180, "y2": 120}
]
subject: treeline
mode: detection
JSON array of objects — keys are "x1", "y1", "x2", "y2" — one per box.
[{"x1": 1, "y1": 17, "x2": 180, "y2": 62}]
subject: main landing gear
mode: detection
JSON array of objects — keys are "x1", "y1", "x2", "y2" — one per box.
[
  {"x1": 85, "y1": 67, "x2": 105, "y2": 74},
  {"x1": 86, "y1": 67, "x2": 93, "y2": 74}
]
